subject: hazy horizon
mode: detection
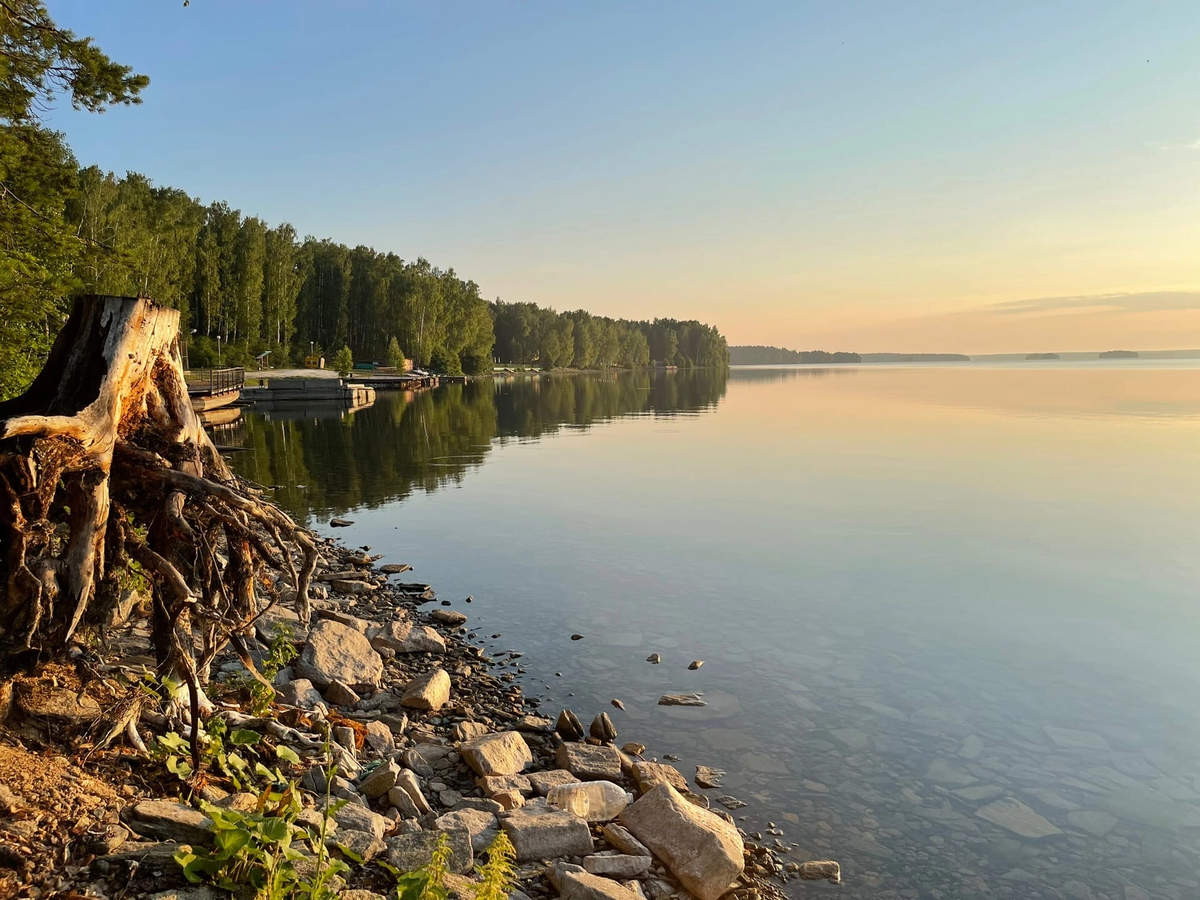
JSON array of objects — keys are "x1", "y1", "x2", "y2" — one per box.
[{"x1": 46, "y1": 1, "x2": 1200, "y2": 353}]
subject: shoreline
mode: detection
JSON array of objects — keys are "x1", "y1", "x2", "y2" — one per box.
[{"x1": 0, "y1": 516, "x2": 836, "y2": 899}]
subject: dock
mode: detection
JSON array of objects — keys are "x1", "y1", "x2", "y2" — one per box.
[{"x1": 188, "y1": 366, "x2": 245, "y2": 412}]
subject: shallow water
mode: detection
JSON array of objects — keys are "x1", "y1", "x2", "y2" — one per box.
[{"x1": 232, "y1": 364, "x2": 1200, "y2": 900}]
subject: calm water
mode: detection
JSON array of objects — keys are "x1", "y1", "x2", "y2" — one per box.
[{"x1": 232, "y1": 364, "x2": 1200, "y2": 900}]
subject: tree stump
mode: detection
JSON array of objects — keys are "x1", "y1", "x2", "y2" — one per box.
[{"x1": 0, "y1": 296, "x2": 315, "y2": 705}]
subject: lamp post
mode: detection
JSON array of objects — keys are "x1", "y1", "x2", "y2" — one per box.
[{"x1": 217, "y1": 335, "x2": 222, "y2": 366}]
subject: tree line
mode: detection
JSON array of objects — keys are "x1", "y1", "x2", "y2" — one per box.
[
  {"x1": 491, "y1": 300, "x2": 728, "y2": 369},
  {"x1": 728, "y1": 345, "x2": 861, "y2": 365},
  {"x1": 0, "y1": 2, "x2": 727, "y2": 398}
]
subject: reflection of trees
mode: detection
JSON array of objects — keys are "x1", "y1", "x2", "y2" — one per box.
[
  {"x1": 232, "y1": 369, "x2": 727, "y2": 521},
  {"x1": 729, "y1": 367, "x2": 859, "y2": 384}
]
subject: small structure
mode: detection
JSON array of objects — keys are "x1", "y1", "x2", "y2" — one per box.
[
  {"x1": 255, "y1": 350, "x2": 271, "y2": 370},
  {"x1": 303, "y1": 355, "x2": 325, "y2": 369}
]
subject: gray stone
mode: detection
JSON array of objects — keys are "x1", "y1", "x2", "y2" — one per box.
[
  {"x1": 549, "y1": 863, "x2": 642, "y2": 900},
  {"x1": 477, "y1": 774, "x2": 533, "y2": 797},
  {"x1": 401, "y1": 669, "x2": 451, "y2": 711},
  {"x1": 619, "y1": 783, "x2": 744, "y2": 900},
  {"x1": 324, "y1": 680, "x2": 361, "y2": 708},
  {"x1": 255, "y1": 604, "x2": 306, "y2": 644},
  {"x1": 958, "y1": 735, "x2": 984, "y2": 759},
  {"x1": 370, "y1": 620, "x2": 447, "y2": 654},
  {"x1": 460, "y1": 732, "x2": 533, "y2": 777},
  {"x1": 123, "y1": 800, "x2": 212, "y2": 845},
  {"x1": 435, "y1": 808, "x2": 499, "y2": 852},
  {"x1": 429, "y1": 609, "x2": 468, "y2": 626},
  {"x1": 296, "y1": 620, "x2": 384, "y2": 690},
  {"x1": 528, "y1": 769, "x2": 579, "y2": 796},
  {"x1": 974, "y1": 798, "x2": 1063, "y2": 839},
  {"x1": 1067, "y1": 810, "x2": 1118, "y2": 837},
  {"x1": 277, "y1": 678, "x2": 325, "y2": 709},
  {"x1": 335, "y1": 829, "x2": 386, "y2": 862},
  {"x1": 364, "y1": 720, "x2": 396, "y2": 753},
  {"x1": 557, "y1": 743, "x2": 623, "y2": 781},
  {"x1": 500, "y1": 806, "x2": 594, "y2": 862},
  {"x1": 631, "y1": 761, "x2": 687, "y2": 794},
  {"x1": 333, "y1": 802, "x2": 391, "y2": 840},
  {"x1": 453, "y1": 721, "x2": 491, "y2": 742},
  {"x1": 390, "y1": 769, "x2": 434, "y2": 816},
  {"x1": 601, "y1": 823, "x2": 650, "y2": 858},
  {"x1": 583, "y1": 853, "x2": 651, "y2": 878},
  {"x1": 1044, "y1": 726, "x2": 1110, "y2": 751},
  {"x1": 796, "y1": 860, "x2": 841, "y2": 883},
  {"x1": 386, "y1": 829, "x2": 473, "y2": 874},
  {"x1": 359, "y1": 760, "x2": 401, "y2": 799}
]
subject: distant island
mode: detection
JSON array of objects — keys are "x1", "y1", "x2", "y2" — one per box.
[
  {"x1": 859, "y1": 353, "x2": 970, "y2": 363},
  {"x1": 1025, "y1": 353, "x2": 1060, "y2": 360},
  {"x1": 729, "y1": 345, "x2": 861, "y2": 365},
  {"x1": 1099, "y1": 350, "x2": 1139, "y2": 359}
]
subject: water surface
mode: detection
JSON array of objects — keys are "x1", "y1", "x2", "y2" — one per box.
[{"x1": 232, "y1": 364, "x2": 1200, "y2": 900}]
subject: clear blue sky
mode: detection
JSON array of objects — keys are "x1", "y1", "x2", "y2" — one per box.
[{"x1": 47, "y1": 1, "x2": 1200, "y2": 352}]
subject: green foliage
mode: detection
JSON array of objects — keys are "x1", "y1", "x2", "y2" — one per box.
[
  {"x1": 387, "y1": 335, "x2": 406, "y2": 371},
  {"x1": 473, "y1": 832, "x2": 516, "y2": 900},
  {"x1": 0, "y1": 1, "x2": 148, "y2": 125},
  {"x1": 332, "y1": 345, "x2": 354, "y2": 377},
  {"x1": 244, "y1": 624, "x2": 299, "y2": 716},
  {"x1": 428, "y1": 344, "x2": 462, "y2": 376},
  {"x1": 152, "y1": 717, "x2": 294, "y2": 791}
]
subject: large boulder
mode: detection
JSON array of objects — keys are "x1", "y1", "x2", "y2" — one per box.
[
  {"x1": 386, "y1": 829, "x2": 473, "y2": 874},
  {"x1": 556, "y1": 743, "x2": 622, "y2": 781},
  {"x1": 620, "y1": 783, "x2": 744, "y2": 900},
  {"x1": 549, "y1": 863, "x2": 643, "y2": 900},
  {"x1": 459, "y1": 732, "x2": 532, "y2": 777},
  {"x1": 500, "y1": 806, "x2": 594, "y2": 862},
  {"x1": 295, "y1": 620, "x2": 383, "y2": 690},
  {"x1": 122, "y1": 800, "x2": 212, "y2": 845},
  {"x1": 369, "y1": 621, "x2": 446, "y2": 654},
  {"x1": 401, "y1": 669, "x2": 451, "y2": 711}
]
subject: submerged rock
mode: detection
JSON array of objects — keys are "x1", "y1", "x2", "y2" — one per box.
[
  {"x1": 796, "y1": 860, "x2": 841, "y2": 883},
  {"x1": 658, "y1": 693, "x2": 705, "y2": 707}
]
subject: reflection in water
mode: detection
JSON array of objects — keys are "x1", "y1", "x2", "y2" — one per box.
[{"x1": 232, "y1": 369, "x2": 728, "y2": 520}]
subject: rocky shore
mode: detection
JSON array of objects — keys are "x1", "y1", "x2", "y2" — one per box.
[{"x1": 0, "y1": 526, "x2": 839, "y2": 900}]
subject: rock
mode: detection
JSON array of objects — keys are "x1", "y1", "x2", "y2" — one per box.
[
  {"x1": 601, "y1": 823, "x2": 650, "y2": 858},
  {"x1": 796, "y1": 860, "x2": 841, "y2": 883},
  {"x1": 547, "y1": 781, "x2": 630, "y2": 822},
  {"x1": 331, "y1": 579, "x2": 376, "y2": 595},
  {"x1": 550, "y1": 863, "x2": 643, "y2": 900},
  {"x1": 557, "y1": 743, "x2": 623, "y2": 781},
  {"x1": 324, "y1": 680, "x2": 362, "y2": 708},
  {"x1": 590, "y1": 713, "x2": 617, "y2": 743},
  {"x1": 359, "y1": 760, "x2": 400, "y2": 799},
  {"x1": 688, "y1": 660, "x2": 704, "y2": 670},
  {"x1": 621, "y1": 742, "x2": 645, "y2": 757},
  {"x1": 255, "y1": 604, "x2": 306, "y2": 644},
  {"x1": 557, "y1": 709, "x2": 585, "y2": 742},
  {"x1": 975, "y1": 798, "x2": 1063, "y2": 839},
  {"x1": 371, "y1": 620, "x2": 447, "y2": 654},
  {"x1": 333, "y1": 802, "x2": 392, "y2": 840},
  {"x1": 1067, "y1": 810, "x2": 1118, "y2": 837},
  {"x1": 123, "y1": 800, "x2": 212, "y2": 845},
  {"x1": 452, "y1": 721, "x2": 490, "y2": 742},
  {"x1": 611, "y1": 699, "x2": 625, "y2": 711},
  {"x1": 502, "y1": 806, "x2": 594, "y2": 862},
  {"x1": 379, "y1": 563, "x2": 410, "y2": 574},
  {"x1": 476, "y1": 774, "x2": 532, "y2": 797},
  {"x1": 694, "y1": 766, "x2": 725, "y2": 789},
  {"x1": 632, "y1": 761, "x2": 687, "y2": 795},
  {"x1": 364, "y1": 720, "x2": 396, "y2": 753},
  {"x1": 401, "y1": 669, "x2": 451, "y2": 711},
  {"x1": 14, "y1": 682, "x2": 101, "y2": 723},
  {"x1": 958, "y1": 734, "x2": 984, "y2": 759},
  {"x1": 571, "y1": 634, "x2": 584, "y2": 641},
  {"x1": 145, "y1": 889, "x2": 223, "y2": 900},
  {"x1": 583, "y1": 853, "x2": 652, "y2": 878},
  {"x1": 658, "y1": 693, "x2": 705, "y2": 707},
  {"x1": 430, "y1": 609, "x2": 468, "y2": 626},
  {"x1": 646, "y1": 654, "x2": 661, "y2": 664},
  {"x1": 493, "y1": 790, "x2": 524, "y2": 811},
  {"x1": 277, "y1": 678, "x2": 325, "y2": 709},
  {"x1": 528, "y1": 769, "x2": 579, "y2": 796},
  {"x1": 330, "y1": 518, "x2": 354, "y2": 527},
  {"x1": 619, "y1": 783, "x2": 744, "y2": 900},
  {"x1": 213, "y1": 793, "x2": 259, "y2": 813},
  {"x1": 459, "y1": 732, "x2": 532, "y2": 777},
  {"x1": 390, "y1": 770, "x2": 434, "y2": 816},
  {"x1": 440, "y1": 790, "x2": 464, "y2": 808},
  {"x1": 335, "y1": 829, "x2": 386, "y2": 863},
  {"x1": 1044, "y1": 726, "x2": 1110, "y2": 751},
  {"x1": 340, "y1": 893, "x2": 388, "y2": 900},
  {"x1": 386, "y1": 829, "x2": 473, "y2": 874},
  {"x1": 379, "y1": 712, "x2": 410, "y2": 735},
  {"x1": 296, "y1": 620, "x2": 384, "y2": 690},
  {"x1": 435, "y1": 809, "x2": 499, "y2": 852}
]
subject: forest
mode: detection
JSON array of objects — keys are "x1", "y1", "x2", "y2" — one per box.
[
  {"x1": 0, "y1": 2, "x2": 727, "y2": 399},
  {"x1": 729, "y1": 345, "x2": 861, "y2": 365}
]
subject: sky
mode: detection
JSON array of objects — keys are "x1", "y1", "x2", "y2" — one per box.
[{"x1": 46, "y1": 1, "x2": 1200, "y2": 354}]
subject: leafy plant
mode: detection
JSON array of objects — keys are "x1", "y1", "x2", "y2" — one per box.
[
  {"x1": 153, "y1": 719, "x2": 295, "y2": 790},
  {"x1": 473, "y1": 832, "x2": 516, "y2": 900},
  {"x1": 333, "y1": 345, "x2": 354, "y2": 377},
  {"x1": 241, "y1": 623, "x2": 299, "y2": 716}
]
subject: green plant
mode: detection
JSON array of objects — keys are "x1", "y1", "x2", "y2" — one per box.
[
  {"x1": 472, "y1": 831, "x2": 516, "y2": 900},
  {"x1": 332, "y1": 345, "x2": 354, "y2": 377},
  {"x1": 154, "y1": 720, "x2": 299, "y2": 789},
  {"x1": 243, "y1": 623, "x2": 300, "y2": 716}
]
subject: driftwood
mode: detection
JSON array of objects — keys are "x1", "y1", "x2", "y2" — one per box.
[{"x1": 0, "y1": 296, "x2": 317, "y2": 747}]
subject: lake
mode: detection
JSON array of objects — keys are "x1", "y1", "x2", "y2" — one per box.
[{"x1": 232, "y1": 363, "x2": 1200, "y2": 900}]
